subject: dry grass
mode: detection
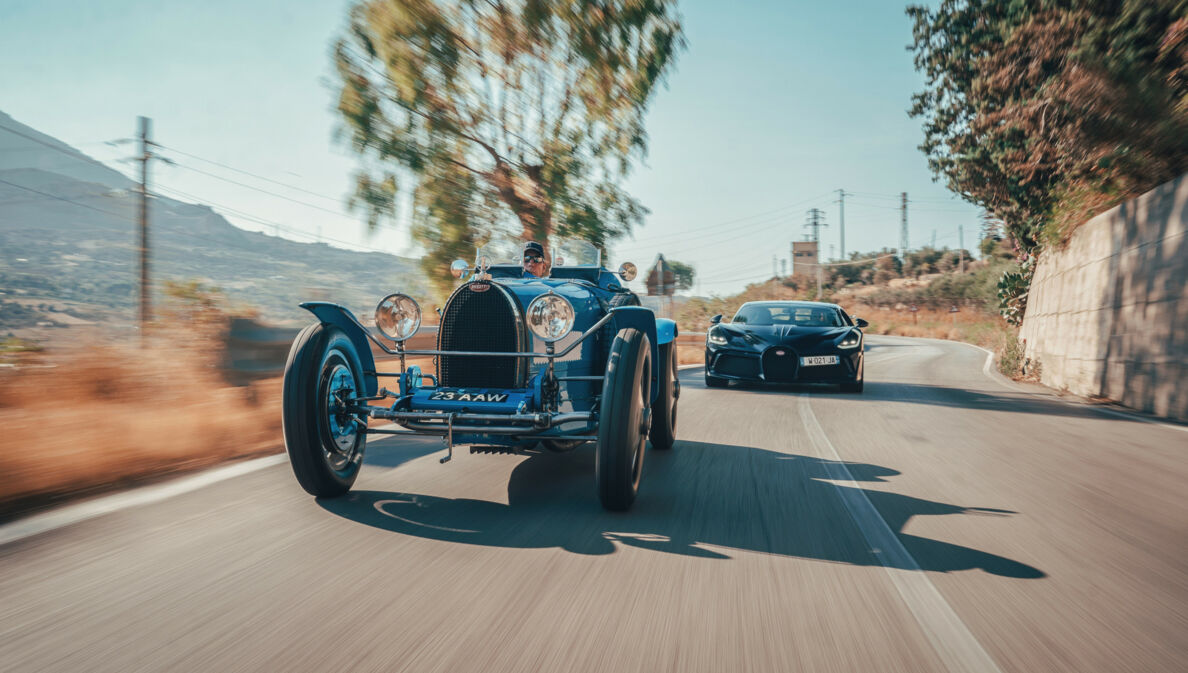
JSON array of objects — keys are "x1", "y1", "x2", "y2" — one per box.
[
  {"x1": 0, "y1": 334, "x2": 284, "y2": 517},
  {"x1": 849, "y1": 303, "x2": 1016, "y2": 353}
]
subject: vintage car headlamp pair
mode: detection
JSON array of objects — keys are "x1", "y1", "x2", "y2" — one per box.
[
  {"x1": 375, "y1": 293, "x2": 422, "y2": 342},
  {"x1": 707, "y1": 326, "x2": 729, "y2": 346},
  {"x1": 526, "y1": 293, "x2": 575, "y2": 343},
  {"x1": 837, "y1": 330, "x2": 861, "y2": 349}
]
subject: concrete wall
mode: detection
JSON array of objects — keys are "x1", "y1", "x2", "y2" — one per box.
[{"x1": 1020, "y1": 174, "x2": 1188, "y2": 421}]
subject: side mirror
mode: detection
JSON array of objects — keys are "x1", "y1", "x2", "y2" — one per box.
[
  {"x1": 855, "y1": 318, "x2": 869, "y2": 328},
  {"x1": 710, "y1": 314, "x2": 723, "y2": 325},
  {"x1": 618, "y1": 262, "x2": 637, "y2": 282}
]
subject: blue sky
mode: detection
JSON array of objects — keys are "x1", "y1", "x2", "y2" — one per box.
[{"x1": 0, "y1": 0, "x2": 981, "y2": 296}]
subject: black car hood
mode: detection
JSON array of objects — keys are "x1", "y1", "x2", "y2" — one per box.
[{"x1": 719, "y1": 324, "x2": 852, "y2": 349}]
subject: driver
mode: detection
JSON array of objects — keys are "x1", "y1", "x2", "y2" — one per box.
[{"x1": 522, "y1": 241, "x2": 549, "y2": 278}]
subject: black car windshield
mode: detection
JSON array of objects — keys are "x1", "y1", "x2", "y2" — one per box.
[{"x1": 733, "y1": 304, "x2": 843, "y2": 327}]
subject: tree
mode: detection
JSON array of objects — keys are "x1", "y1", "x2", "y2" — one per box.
[
  {"x1": 908, "y1": 1, "x2": 1188, "y2": 250},
  {"x1": 335, "y1": 0, "x2": 685, "y2": 267},
  {"x1": 667, "y1": 259, "x2": 695, "y2": 292}
]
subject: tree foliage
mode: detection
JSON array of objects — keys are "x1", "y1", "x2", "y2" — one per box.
[
  {"x1": 908, "y1": 0, "x2": 1188, "y2": 250},
  {"x1": 334, "y1": 0, "x2": 685, "y2": 275},
  {"x1": 666, "y1": 259, "x2": 695, "y2": 291}
]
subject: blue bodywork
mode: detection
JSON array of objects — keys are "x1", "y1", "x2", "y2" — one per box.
[{"x1": 298, "y1": 263, "x2": 675, "y2": 450}]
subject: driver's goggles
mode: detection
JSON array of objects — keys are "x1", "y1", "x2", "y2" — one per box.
[{"x1": 523, "y1": 255, "x2": 544, "y2": 264}]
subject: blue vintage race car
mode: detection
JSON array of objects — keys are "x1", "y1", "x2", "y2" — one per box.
[{"x1": 281, "y1": 239, "x2": 679, "y2": 511}]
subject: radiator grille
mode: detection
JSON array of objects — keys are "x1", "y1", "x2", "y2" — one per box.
[
  {"x1": 713, "y1": 354, "x2": 760, "y2": 378},
  {"x1": 762, "y1": 347, "x2": 799, "y2": 382},
  {"x1": 438, "y1": 284, "x2": 522, "y2": 388}
]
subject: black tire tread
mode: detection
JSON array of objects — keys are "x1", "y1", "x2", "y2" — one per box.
[
  {"x1": 597, "y1": 327, "x2": 650, "y2": 511},
  {"x1": 282, "y1": 323, "x2": 365, "y2": 497},
  {"x1": 650, "y1": 342, "x2": 677, "y2": 450}
]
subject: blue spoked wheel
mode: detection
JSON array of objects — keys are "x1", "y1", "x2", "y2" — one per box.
[{"x1": 282, "y1": 323, "x2": 367, "y2": 497}]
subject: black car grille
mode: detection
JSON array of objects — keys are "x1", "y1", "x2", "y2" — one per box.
[
  {"x1": 438, "y1": 284, "x2": 522, "y2": 388},
  {"x1": 714, "y1": 354, "x2": 760, "y2": 378},
  {"x1": 762, "y1": 347, "x2": 799, "y2": 382}
]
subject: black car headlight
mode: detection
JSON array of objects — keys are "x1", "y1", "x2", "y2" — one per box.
[
  {"x1": 707, "y1": 326, "x2": 729, "y2": 346},
  {"x1": 837, "y1": 330, "x2": 861, "y2": 349}
]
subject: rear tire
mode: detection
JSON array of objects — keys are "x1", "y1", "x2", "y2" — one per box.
[
  {"x1": 596, "y1": 327, "x2": 651, "y2": 511},
  {"x1": 282, "y1": 323, "x2": 367, "y2": 497},
  {"x1": 650, "y1": 342, "x2": 678, "y2": 450}
]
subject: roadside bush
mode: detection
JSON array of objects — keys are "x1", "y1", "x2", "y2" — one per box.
[{"x1": 999, "y1": 336, "x2": 1026, "y2": 378}]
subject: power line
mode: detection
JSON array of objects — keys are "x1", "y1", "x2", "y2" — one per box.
[
  {"x1": 0, "y1": 190, "x2": 117, "y2": 207},
  {"x1": 0, "y1": 178, "x2": 133, "y2": 221},
  {"x1": 154, "y1": 183, "x2": 399, "y2": 255},
  {"x1": 0, "y1": 123, "x2": 121, "y2": 173},
  {"x1": 623, "y1": 191, "x2": 834, "y2": 245},
  {"x1": 167, "y1": 161, "x2": 360, "y2": 220},
  {"x1": 155, "y1": 143, "x2": 345, "y2": 205}
]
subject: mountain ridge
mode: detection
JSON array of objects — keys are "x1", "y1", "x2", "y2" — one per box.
[{"x1": 0, "y1": 111, "x2": 426, "y2": 333}]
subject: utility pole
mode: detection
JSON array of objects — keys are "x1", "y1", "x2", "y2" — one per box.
[
  {"x1": 959, "y1": 224, "x2": 965, "y2": 274},
  {"x1": 805, "y1": 208, "x2": 828, "y2": 299},
  {"x1": 136, "y1": 116, "x2": 152, "y2": 330},
  {"x1": 899, "y1": 192, "x2": 909, "y2": 260},
  {"x1": 773, "y1": 255, "x2": 778, "y2": 278},
  {"x1": 836, "y1": 189, "x2": 847, "y2": 260},
  {"x1": 781, "y1": 259, "x2": 787, "y2": 277},
  {"x1": 804, "y1": 208, "x2": 827, "y2": 242}
]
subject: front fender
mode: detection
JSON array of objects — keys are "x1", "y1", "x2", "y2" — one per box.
[
  {"x1": 609, "y1": 306, "x2": 660, "y2": 403},
  {"x1": 299, "y1": 302, "x2": 379, "y2": 396},
  {"x1": 655, "y1": 318, "x2": 677, "y2": 345}
]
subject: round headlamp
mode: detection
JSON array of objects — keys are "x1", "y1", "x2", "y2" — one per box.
[
  {"x1": 375, "y1": 293, "x2": 421, "y2": 342},
  {"x1": 526, "y1": 293, "x2": 575, "y2": 342}
]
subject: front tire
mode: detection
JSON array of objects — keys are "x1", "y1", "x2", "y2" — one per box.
[
  {"x1": 705, "y1": 372, "x2": 727, "y2": 388},
  {"x1": 650, "y1": 342, "x2": 678, "y2": 450},
  {"x1": 282, "y1": 323, "x2": 367, "y2": 497},
  {"x1": 596, "y1": 327, "x2": 651, "y2": 511}
]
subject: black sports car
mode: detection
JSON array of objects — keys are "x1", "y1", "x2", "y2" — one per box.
[{"x1": 703, "y1": 301, "x2": 867, "y2": 392}]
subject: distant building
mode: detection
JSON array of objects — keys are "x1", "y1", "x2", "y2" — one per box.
[{"x1": 792, "y1": 241, "x2": 819, "y2": 277}]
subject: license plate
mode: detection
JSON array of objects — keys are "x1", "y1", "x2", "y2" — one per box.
[
  {"x1": 800, "y1": 355, "x2": 838, "y2": 366},
  {"x1": 428, "y1": 389, "x2": 510, "y2": 403}
]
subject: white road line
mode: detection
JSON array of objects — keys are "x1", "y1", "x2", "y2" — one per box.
[
  {"x1": 798, "y1": 394, "x2": 1003, "y2": 673},
  {"x1": 0, "y1": 455, "x2": 287, "y2": 547}
]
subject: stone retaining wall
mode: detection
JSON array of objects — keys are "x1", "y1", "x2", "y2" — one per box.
[{"x1": 1020, "y1": 174, "x2": 1188, "y2": 421}]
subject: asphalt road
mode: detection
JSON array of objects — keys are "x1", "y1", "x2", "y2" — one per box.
[{"x1": 2, "y1": 336, "x2": 1185, "y2": 672}]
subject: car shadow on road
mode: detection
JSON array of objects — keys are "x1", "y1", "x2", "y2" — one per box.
[{"x1": 319, "y1": 440, "x2": 1045, "y2": 579}]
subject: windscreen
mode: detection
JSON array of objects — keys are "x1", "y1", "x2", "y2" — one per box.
[
  {"x1": 732, "y1": 305, "x2": 843, "y2": 327},
  {"x1": 477, "y1": 237, "x2": 599, "y2": 268}
]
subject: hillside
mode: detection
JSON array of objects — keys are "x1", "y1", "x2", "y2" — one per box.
[{"x1": 0, "y1": 112, "x2": 426, "y2": 334}]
